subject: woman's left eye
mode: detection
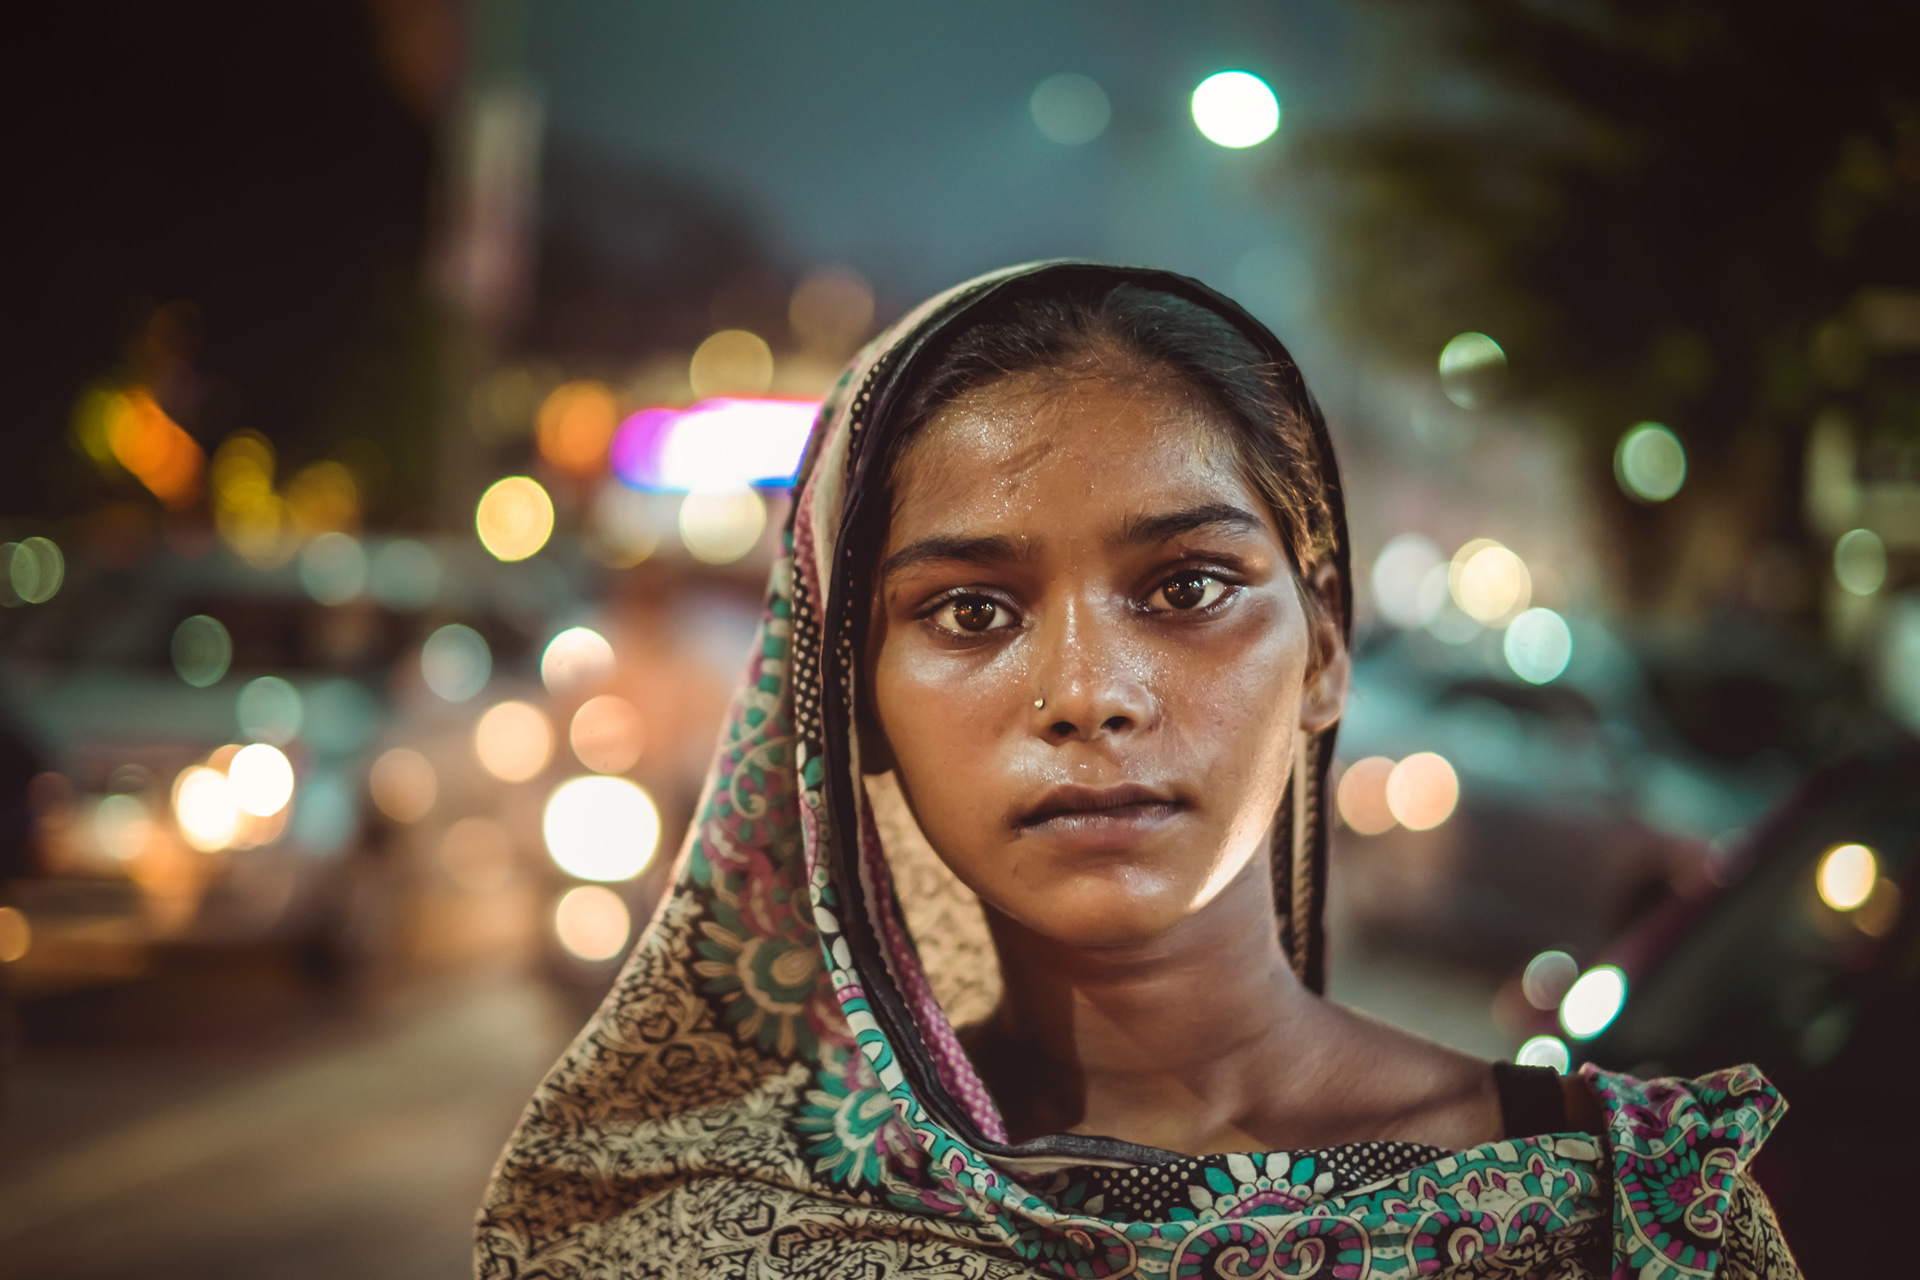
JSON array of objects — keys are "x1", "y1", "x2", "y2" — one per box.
[{"x1": 1150, "y1": 572, "x2": 1229, "y2": 612}]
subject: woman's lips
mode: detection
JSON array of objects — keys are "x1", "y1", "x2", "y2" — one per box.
[{"x1": 1014, "y1": 784, "x2": 1185, "y2": 852}]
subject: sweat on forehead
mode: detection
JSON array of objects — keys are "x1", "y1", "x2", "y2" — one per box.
[{"x1": 888, "y1": 360, "x2": 1242, "y2": 511}]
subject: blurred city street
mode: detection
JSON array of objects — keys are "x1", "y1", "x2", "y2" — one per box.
[
  {"x1": 2, "y1": 2, "x2": 1917, "y2": 1275},
  {"x1": 0, "y1": 944, "x2": 1507, "y2": 1279},
  {"x1": 0, "y1": 961, "x2": 575, "y2": 1279}
]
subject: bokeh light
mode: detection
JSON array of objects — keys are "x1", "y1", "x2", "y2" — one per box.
[
  {"x1": 289, "y1": 771, "x2": 356, "y2": 857},
  {"x1": 1385, "y1": 752, "x2": 1459, "y2": 831},
  {"x1": 1030, "y1": 72, "x2": 1111, "y2": 145},
  {"x1": 542, "y1": 775, "x2": 660, "y2": 882},
  {"x1": 1816, "y1": 842, "x2": 1877, "y2": 911},
  {"x1": 1370, "y1": 533, "x2": 1447, "y2": 628},
  {"x1": 588, "y1": 480, "x2": 665, "y2": 566},
  {"x1": 1833, "y1": 528, "x2": 1887, "y2": 596},
  {"x1": 0, "y1": 906, "x2": 29, "y2": 963},
  {"x1": 236, "y1": 676, "x2": 304, "y2": 745},
  {"x1": 1515, "y1": 1034, "x2": 1571, "y2": 1074},
  {"x1": 536, "y1": 380, "x2": 619, "y2": 476},
  {"x1": 421, "y1": 624, "x2": 492, "y2": 702},
  {"x1": 171, "y1": 615, "x2": 233, "y2": 687},
  {"x1": 553, "y1": 884, "x2": 632, "y2": 962},
  {"x1": 94, "y1": 793, "x2": 152, "y2": 861},
  {"x1": 1449, "y1": 539, "x2": 1531, "y2": 625},
  {"x1": 369, "y1": 747, "x2": 437, "y2": 823},
  {"x1": 173, "y1": 765, "x2": 241, "y2": 852},
  {"x1": 613, "y1": 399, "x2": 815, "y2": 493},
  {"x1": 1437, "y1": 332, "x2": 1507, "y2": 409},
  {"x1": 210, "y1": 431, "x2": 294, "y2": 568},
  {"x1": 104, "y1": 386, "x2": 205, "y2": 507},
  {"x1": 5, "y1": 537, "x2": 65, "y2": 605},
  {"x1": 541, "y1": 626, "x2": 617, "y2": 695},
  {"x1": 1190, "y1": 71, "x2": 1280, "y2": 148},
  {"x1": 789, "y1": 267, "x2": 875, "y2": 352},
  {"x1": 368, "y1": 538, "x2": 443, "y2": 610},
  {"x1": 475, "y1": 476, "x2": 554, "y2": 562},
  {"x1": 1503, "y1": 607, "x2": 1574, "y2": 684},
  {"x1": 474, "y1": 699, "x2": 554, "y2": 783},
  {"x1": 1559, "y1": 965, "x2": 1627, "y2": 1040},
  {"x1": 441, "y1": 816, "x2": 515, "y2": 893},
  {"x1": 285, "y1": 461, "x2": 360, "y2": 533},
  {"x1": 679, "y1": 486, "x2": 767, "y2": 564},
  {"x1": 1615, "y1": 422, "x2": 1687, "y2": 502},
  {"x1": 228, "y1": 743, "x2": 295, "y2": 817},
  {"x1": 570, "y1": 694, "x2": 645, "y2": 774},
  {"x1": 298, "y1": 531, "x2": 369, "y2": 605},
  {"x1": 689, "y1": 329, "x2": 774, "y2": 399},
  {"x1": 1521, "y1": 950, "x2": 1580, "y2": 1011},
  {"x1": 1336, "y1": 756, "x2": 1398, "y2": 835}
]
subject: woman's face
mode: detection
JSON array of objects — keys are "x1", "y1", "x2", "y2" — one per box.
[{"x1": 868, "y1": 366, "x2": 1345, "y2": 951}]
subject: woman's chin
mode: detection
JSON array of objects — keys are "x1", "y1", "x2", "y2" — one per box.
[{"x1": 1003, "y1": 879, "x2": 1197, "y2": 951}]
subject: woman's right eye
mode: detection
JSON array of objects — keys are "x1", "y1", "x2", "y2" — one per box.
[{"x1": 932, "y1": 595, "x2": 1013, "y2": 634}]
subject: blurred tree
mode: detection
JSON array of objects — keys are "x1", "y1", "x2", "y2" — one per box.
[{"x1": 1308, "y1": 0, "x2": 1920, "y2": 619}]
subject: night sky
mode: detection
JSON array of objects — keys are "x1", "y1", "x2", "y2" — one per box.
[{"x1": 528, "y1": 1, "x2": 1369, "y2": 343}]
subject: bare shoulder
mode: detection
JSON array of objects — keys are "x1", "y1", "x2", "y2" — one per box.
[{"x1": 1313, "y1": 1000, "x2": 1502, "y2": 1149}]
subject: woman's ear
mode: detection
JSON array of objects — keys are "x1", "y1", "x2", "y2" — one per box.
[{"x1": 1298, "y1": 559, "x2": 1349, "y2": 734}]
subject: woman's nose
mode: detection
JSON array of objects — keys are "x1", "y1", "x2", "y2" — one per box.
[{"x1": 1029, "y1": 601, "x2": 1156, "y2": 742}]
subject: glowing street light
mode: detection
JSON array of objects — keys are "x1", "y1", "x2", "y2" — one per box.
[{"x1": 1191, "y1": 71, "x2": 1280, "y2": 148}]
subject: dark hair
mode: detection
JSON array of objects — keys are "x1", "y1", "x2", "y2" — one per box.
[{"x1": 885, "y1": 279, "x2": 1340, "y2": 603}]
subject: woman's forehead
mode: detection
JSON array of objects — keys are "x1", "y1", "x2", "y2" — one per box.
[
  {"x1": 885, "y1": 373, "x2": 1272, "y2": 546},
  {"x1": 896, "y1": 373, "x2": 1237, "y2": 491}
]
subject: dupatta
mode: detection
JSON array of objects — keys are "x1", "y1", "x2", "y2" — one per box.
[{"x1": 476, "y1": 263, "x2": 1796, "y2": 1279}]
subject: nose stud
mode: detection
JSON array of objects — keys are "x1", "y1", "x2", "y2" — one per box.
[{"x1": 1033, "y1": 698, "x2": 1046, "y2": 710}]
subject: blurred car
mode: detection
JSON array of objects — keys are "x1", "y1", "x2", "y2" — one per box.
[
  {"x1": 1505, "y1": 739, "x2": 1920, "y2": 1279},
  {"x1": 1333, "y1": 619, "x2": 1794, "y2": 964},
  {"x1": 0, "y1": 534, "x2": 586, "y2": 995}
]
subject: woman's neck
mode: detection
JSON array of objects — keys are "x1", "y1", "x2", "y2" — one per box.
[
  {"x1": 970, "y1": 856, "x2": 1500, "y2": 1156},
  {"x1": 977, "y1": 856, "x2": 1322, "y2": 1154}
]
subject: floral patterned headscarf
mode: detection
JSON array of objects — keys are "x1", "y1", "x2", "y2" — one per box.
[{"x1": 477, "y1": 263, "x2": 1797, "y2": 1279}]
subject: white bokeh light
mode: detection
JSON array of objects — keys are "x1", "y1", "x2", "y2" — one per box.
[
  {"x1": 543, "y1": 775, "x2": 661, "y2": 882},
  {"x1": 228, "y1": 743, "x2": 295, "y2": 817},
  {"x1": 174, "y1": 766, "x2": 240, "y2": 852},
  {"x1": 1371, "y1": 533, "x2": 1447, "y2": 628},
  {"x1": 1559, "y1": 965, "x2": 1627, "y2": 1040},
  {"x1": 1191, "y1": 71, "x2": 1280, "y2": 148},
  {"x1": 541, "y1": 626, "x2": 617, "y2": 695},
  {"x1": 1503, "y1": 608, "x2": 1574, "y2": 684},
  {"x1": 1515, "y1": 1035, "x2": 1572, "y2": 1074}
]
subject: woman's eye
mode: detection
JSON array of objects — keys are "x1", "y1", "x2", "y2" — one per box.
[
  {"x1": 1152, "y1": 573, "x2": 1228, "y2": 612},
  {"x1": 934, "y1": 595, "x2": 1013, "y2": 633}
]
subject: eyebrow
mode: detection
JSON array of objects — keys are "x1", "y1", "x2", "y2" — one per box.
[
  {"x1": 1111, "y1": 502, "x2": 1265, "y2": 548},
  {"x1": 879, "y1": 534, "x2": 1025, "y2": 582},
  {"x1": 879, "y1": 503, "x2": 1265, "y2": 583}
]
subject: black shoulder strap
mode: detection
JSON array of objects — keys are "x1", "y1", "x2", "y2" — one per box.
[{"x1": 1492, "y1": 1061, "x2": 1570, "y2": 1138}]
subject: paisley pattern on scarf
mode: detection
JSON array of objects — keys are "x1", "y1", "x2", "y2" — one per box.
[{"x1": 475, "y1": 264, "x2": 1802, "y2": 1279}]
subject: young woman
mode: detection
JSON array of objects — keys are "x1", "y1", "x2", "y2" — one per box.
[{"x1": 478, "y1": 264, "x2": 1800, "y2": 1278}]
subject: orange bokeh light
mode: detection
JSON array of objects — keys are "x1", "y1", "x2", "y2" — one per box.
[
  {"x1": 107, "y1": 387, "x2": 204, "y2": 508},
  {"x1": 536, "y1": 381, "x2": 618, "y2": 475}
]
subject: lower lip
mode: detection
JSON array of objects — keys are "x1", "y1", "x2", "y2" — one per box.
[{"x1": 1018, "y1": 802, "x2": 1183, "y2": 853}]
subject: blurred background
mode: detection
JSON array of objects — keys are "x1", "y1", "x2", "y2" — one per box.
[{"x1": 1, "y1": 2, "x2": 1915, "y2": 1275}]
